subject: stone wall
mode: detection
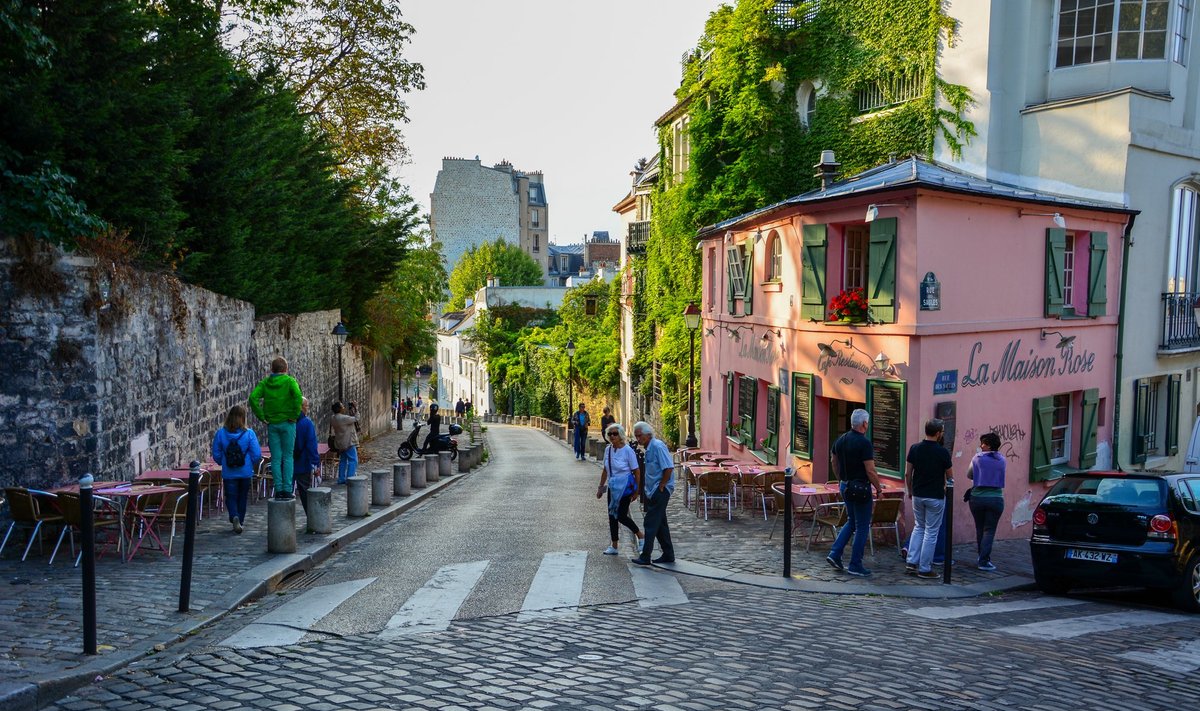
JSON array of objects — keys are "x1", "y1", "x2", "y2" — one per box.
[
  {"x1": 0, "y1": 240, "x2": 391, "y2": 491},
  {"x1": 430, "y1": 157, "x2": 521, "y2": 271}
]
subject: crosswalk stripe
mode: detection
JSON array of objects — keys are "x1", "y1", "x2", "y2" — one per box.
[
  {"x1": 379, "y1": 560, "x2": 490, "y2": 638},
  {"x1": 999, "y1": 610, "x2": 1185, "y2": 640},
  {"x1": 219, "y1": 577, "x2": 376, "y2": 648},
  {"x1": 518, "y1": 551, "x2": 587, "y2": 621},
  {"x1": 1118, "y1": 639, "x2": 1200, "y2": 673},
  {"x1": 905, "y1": 598, "x2": 1087, "y2": 620},
  {"x1": 629, "y1": 563, "x2": 688, "y2": 608}
]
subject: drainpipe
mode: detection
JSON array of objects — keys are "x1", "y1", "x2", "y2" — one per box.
[{"x1": 1111, "y1": 212, "x2": 1137, "y2": 471}]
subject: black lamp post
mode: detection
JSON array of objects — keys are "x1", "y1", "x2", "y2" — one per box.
[
  {"x1": 565, "y1": 339, "x2": 576, "y2": 427},
  {"x1": 332, "y1": 321, "x2": 348, "y2": 402},
  {"x1": 683, "y1": 303, "x2": 701, "y2": 448}
]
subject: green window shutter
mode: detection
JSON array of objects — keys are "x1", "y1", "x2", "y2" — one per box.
[
  {"x1": 801, "y1": 224, "x2": 828, "y2": 321},
  {"x1": 1079, "y1": 388, "x2": 1100, "y2": 469},
  {"x1": 1031, "y1": 395, "x2": 1056, "y2": 481},
  {"x1": 725, "y1": 371, "x2": 735, "y2": 437},
  {"x1": 726, "y1": 251, "x2": 737, "y2": 315},
  {"x1": 765, "y1": 385, "x2": 780, "y2": 453},
  {"x1": 1087, "y1": 231, "x2": 1108, "y2": 317},
  {"x1": 1045, "y1": 228, "x2": 1067, "y2": 317},
  {"x1": 1167, "y1": 374, "x2": 1182, "y2": 456},
  {"x1": 1132, "y1": 379, "x2": 1149, "y2": 465},
  {"x1": 867, "y1": 217, "x2": 897, "y2": 323},
  {"x1": 743, "y1": 242, "x2": 755, "y2": 315}
]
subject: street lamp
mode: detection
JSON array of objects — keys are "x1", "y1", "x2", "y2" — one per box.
[
  {"x1": 565, "y1": 339, "x2": 576, "y2": 427},
  {"x1": 331, "y1": 321, "x2": 348, "y2": 402},
  {"x1": 683, "y1": 304, "x2": 701, "y2": 448}
]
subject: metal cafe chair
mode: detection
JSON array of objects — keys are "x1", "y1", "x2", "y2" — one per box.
[{"x1": 1, "y1": 488, "x2": 63, "y2": 561}]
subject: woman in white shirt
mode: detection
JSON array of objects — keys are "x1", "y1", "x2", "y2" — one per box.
[{"x1": 595, "y1": 423, "x2": 645, "y2": 555}]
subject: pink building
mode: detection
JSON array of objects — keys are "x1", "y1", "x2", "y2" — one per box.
[{"x1": 697, "y1": 157, "x2": 1135, "y2": 542}]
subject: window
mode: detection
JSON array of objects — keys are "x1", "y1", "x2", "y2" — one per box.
[
  {"x1": 708, "y1": 247, "x2": 716, "y2": 310},
  {"x1": 1174, "y1": 0, "x2": 1192, "y2": 63},
  {"x1": 531, "y1": 209, "x2": 540, "y2": 227},
  {"x1": 844, "y1": 226, "x2": 868, "y2": 290},
  {"x1": 763, "y1": 386, "x2": 780, "y2": 456},
  {"x1": 1167, "y1": 183, "x2": 1199, "y2": 293},
  {"x1": 725, "y1": 243, "x2": 746, "y2": 314},
  {"x1": 1045, "y1": 229, "x2": 1108, "y2": 317},
  {"x1": 533, "y1": 234, "x2": 540, "y2": 252},
  {"x1": 738, "y1": 375, "x2": 757, "y2": 445},
  {"x1": 725, "y1": 371, "x2": 736, "y2": 437},
  {"x1": 1062, "y1": 233, "x2": 1076, "y2": 305},
  {"x1": 1056, "y1": 0, "x2": 1171, "y2": 68},
  {"x1": 1133, "y1": 375, "x2": 1182, "y2": 462},
  {"x1": 766, "y1": 232, "x2": 782, "y2": 282},
  {"x1": 560, "y1": 255, "x2": 568, "y2": 272},
  {"x1": 1032, "y1": 389, "x2": 1100, "y2": 480},
  {"x1": 856, "y1": 69, "x2": 925, "y2": 114},
  {"x1": 1050, "y1": 393, "x2": 1072, "y2": 464},
  {"x1": 796, "y1": 81, "x2": 819, "y2": 127},
  {"x1": 672, "y1": 117, "x2": 690, "y2": 180}
]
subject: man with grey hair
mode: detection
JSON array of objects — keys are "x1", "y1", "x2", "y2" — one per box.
[
  {"x1": 827, "y1": 408, "x2": 884, "y2": 576},
  {"x1": 630, "y1": 421, "x2": 676, "y2": 565}
]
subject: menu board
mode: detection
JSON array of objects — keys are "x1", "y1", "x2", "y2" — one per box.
[
  {"x1": 738, "y1": 375, "x2": 756, "y2": 421},
  {"x1": 867, "y1": 380, "x2": 907, "y2": 475},
  {"x1": 791, "y1": 373, "x2": 812, "y2": 459}
]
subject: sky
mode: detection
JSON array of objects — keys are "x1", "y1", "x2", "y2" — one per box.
[{"x1": 397, "y1": 0, "x2": 726, "y2": 246}]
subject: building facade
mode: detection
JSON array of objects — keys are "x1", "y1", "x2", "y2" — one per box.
[
  {"x1": 430, "y1": 157, "x2": 550, "y2": 280},
  {"x1": 936, "y1": 0, "x2": 1200, "y2": 472},
  {"x1": 699, "y1": 157, "x2": 1133, "y2": 542},
  {"x1": 613, "y1": 155, "x2": 660, "y2": 432}
]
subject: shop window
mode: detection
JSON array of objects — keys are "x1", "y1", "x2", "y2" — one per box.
[
  {"x1": 1045, "y1": 229, "x2": 1107, "y2": 318},
  {"x1": 1031, "y1": 388, "x2": 1100, "y2": 480},
  {"x1": 1132, "y1": 375, "x2": 1181, "y2": 463},
  {"x1": 766, "y1": 231, "x2": 783, "y2": 282},
  {"x1": 738, "y1": 374, "x2": 757, "y2": 446},
  {"x1": 1055, "y1": 0, "x2": 1171, "y2": 68}
]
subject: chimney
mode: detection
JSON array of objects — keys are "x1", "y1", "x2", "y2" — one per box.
[{"x1": 813, "y1": 149, "x2": 841, "y2": 190}]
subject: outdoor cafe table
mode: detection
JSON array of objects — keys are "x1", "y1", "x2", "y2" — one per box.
[{"x1": 95, "y1": 483, "x2": 185, "y2": 561}]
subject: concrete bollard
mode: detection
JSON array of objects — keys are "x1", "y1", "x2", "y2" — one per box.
[
  {"x1": 371, "y1": 470, "x2": 392, "y2": 507},
  {"x1": 306, "y1": 487, "x2": 332, "y2": 534},
  {"x1": 410, "y1": 457, "x2": 427, "y2": 489},
  {"x1": 438, "y1": 451, "x2": 452, "y2": 479},
  {"x1": 267, "y1": 498, "x2": 297, "y2": 553},
  {"x1": 458, "y1": 448, "x2": 472, "y2": 473},
  {"x1": 393, "y1": 462, "x2": 411, "y2": 496},
  {"x1": 347, "y1": 475, "x2": 369, "y2": 517},
  {"x1": 424, "y1": 454, "x2": 440, "y2": 482}
]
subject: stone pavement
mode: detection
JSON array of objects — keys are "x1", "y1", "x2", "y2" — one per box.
[
  {"x1": 0, "y1": 426, "x2": 474, "y2": 711},
  {"x1": 531, "y1": 424, "x2": 1034, "y2": 597}
]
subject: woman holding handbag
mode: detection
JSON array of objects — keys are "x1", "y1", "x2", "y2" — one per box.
[{"x1": 595, "y1": 423, "x2": 645, "y2": 555}]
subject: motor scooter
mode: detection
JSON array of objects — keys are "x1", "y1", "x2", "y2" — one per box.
[{"x1": 398, "y1": 422, "x2": 461, "y2": 461}]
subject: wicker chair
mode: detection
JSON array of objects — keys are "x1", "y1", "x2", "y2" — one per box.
[
  {"x1": 697, "y1": 470, "x2": 735, "y2": 521},
  {"x1": 49, "y1": 491, "x2": 121, "y2": 566},
  {"x1": 1, "y1": 488, "x2": 63, "y2": 561},
  {"x1": 805, "y1": 502, "x2": 848, "y2": 551}
]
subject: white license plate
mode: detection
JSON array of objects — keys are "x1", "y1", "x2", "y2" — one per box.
[{"x1": 1066, "y1": 549, "x2": 1117, "y2": 563}]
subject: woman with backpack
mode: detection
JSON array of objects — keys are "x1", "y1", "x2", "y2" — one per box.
[
  {"x1": 212, "y1": 404, "x2": 262, "y2": 534},
  {"x1": 595, "y1": 423, "x2": 645, "y2": 555}
]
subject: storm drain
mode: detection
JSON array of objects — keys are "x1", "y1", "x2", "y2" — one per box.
[{"x1": 278, "y1": 569, "x2": 327, "y2": 591}]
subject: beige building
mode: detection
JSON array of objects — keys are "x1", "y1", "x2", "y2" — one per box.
[
  {"x1": 612, "y1": 155, "x2": 660, "y2": 430},
  {"x1": 937, "y1": 0, "x2": 1200, "y2": 471}
]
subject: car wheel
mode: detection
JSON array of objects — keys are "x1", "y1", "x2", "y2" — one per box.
[
  {"x1": 1035, "y1": 570, "x2": 1071, "y2": 596},
  {"x1": 1173, "y1": 556, "x2": 1200, "y2": 613}
]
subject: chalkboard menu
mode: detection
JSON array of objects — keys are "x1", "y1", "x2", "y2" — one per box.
[
  {"x1": 791, "y1": 373, "x2": 813, "y2": 459},
  {"x1": 867, "y1": 380, "x2": 907, "y2": 476},
  {"x1": 738, "y1": 375, "x2": 756, "y2": 421}
]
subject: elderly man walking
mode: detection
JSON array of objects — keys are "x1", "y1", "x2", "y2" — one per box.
[
  {"x1": 827, "y1": 408, "x2": 884, "y2": 577},
  {"x1": 630, "y1": 421, "x2": 675, "y2": 565}
]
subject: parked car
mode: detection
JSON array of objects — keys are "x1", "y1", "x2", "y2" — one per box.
[{"x1": 1030, "y1": 471, "x2": 1200, "y2": 611}]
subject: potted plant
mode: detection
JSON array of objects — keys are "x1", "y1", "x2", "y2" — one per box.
[{"x1": 829, "y1": 287, "x2": 869, "y2": 323}]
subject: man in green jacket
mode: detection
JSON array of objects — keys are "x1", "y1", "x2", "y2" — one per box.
[{"x1": 249, "y1": 356, "x2": 303, "y2": 500}]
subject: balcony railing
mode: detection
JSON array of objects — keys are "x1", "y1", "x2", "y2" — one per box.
[
  {"x1": 1160, "y1": 292, "x2": 1200, "y2": 350},
  {"x1": 627, "y1": 221, "x2": 650, "y2": 255}
]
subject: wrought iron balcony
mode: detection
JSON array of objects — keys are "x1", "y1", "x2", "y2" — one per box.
[
  {"x1": 1160, "y1": 292, "x2": 1200, "y2": 350},
  {"x1": 627, "y1": 221, "x2": 650, "y2": 255}
]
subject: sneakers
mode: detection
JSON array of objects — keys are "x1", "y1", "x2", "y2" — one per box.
[
  {"x1": 900, "y1": 547, "x2": 908, "y2": 560},
  {"x1": 603, "y1": 546, "x2": 618, "y2": 555},
  {"x1": 978, "y1": 562, "x2": 997, "y2": 572},
  {"x1": 905, "y1": 563, "x2": 917, "y2": 574},
  {"x1": 652, "y1": 556, "x2": 675, "y2": 564},
  {"x1": 916, "y1": 570, "x2": 939, "y2": 579},
  {"x1": 230, "y1": 519, "x2": 242, "y2": 534},
  {"x1": 825, "y1": 555, "x2": 844, "y2": 571},
  {"x1": 630, "y1": 557, "x2": 651, "y2": 566},
  {"x1": 846, "y1": 567, "x2": 872, "y2": 577}
]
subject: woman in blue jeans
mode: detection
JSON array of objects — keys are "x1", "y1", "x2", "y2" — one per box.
[
  {"x1": 967, "y1": 432, "x2": 1007, "y2": 571},
  {"x1": 211, "y1": 405, "x2": 262, "y2": 534}
]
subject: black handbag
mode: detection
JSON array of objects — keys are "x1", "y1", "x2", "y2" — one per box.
[
  {"x1": 326, "y1": 434, "x2": 339, "y2": 453},
  {"x1": 843, "y1": 479, "x2": 872, "y2": 503}
]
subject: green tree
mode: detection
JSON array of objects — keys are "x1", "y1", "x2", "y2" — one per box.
[
  {"x1": 362, "y1": 233, "x2": 447, "y2": 365},
  {"x1": 446, "y1": 238, "x2": 544, "y2": 310}
]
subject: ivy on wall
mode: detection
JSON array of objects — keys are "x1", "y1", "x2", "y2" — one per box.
[{"x1": 636, "y1": 0, "x2": 974, "y2": 445}]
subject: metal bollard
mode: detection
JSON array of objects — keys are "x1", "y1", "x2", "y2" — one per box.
[
  {"x1": 178, "y1": 461, "x2": 201, "y2": 612},
  {"x1": 79, "y1": 473, "x2": 97, "y2": 654},
  {"x1": 783, "y1": 468, "x2": 793, "y2": 578},
  {"x1": 943, "y1": 479, "x2": 954, "y2": 584}
]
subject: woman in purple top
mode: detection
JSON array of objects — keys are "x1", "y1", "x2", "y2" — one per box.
[{"x1": 967, "y1": 432, "x2": 1007, "y2": 571}]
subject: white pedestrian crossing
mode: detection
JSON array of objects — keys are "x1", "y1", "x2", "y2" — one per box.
[
  {"x1": 998, "y1": 610, "x2": 1185, "y2": 640},
  {"x1": 518, "y1": 550, "x2": 587, "y2": 621},
  {"x1": 379, "y1": 560, "x2": 490, "y2": 638},
  {"x1": 1118, "y1": 639, "x2": 1200, "y2": 673},
  {"x1": 905, "y1": 597, "x2": 1087, "y2": 620},
  {"x1": 629, "y1": 562, "x2": 688, "y2": 608},
  {"x1": 219, "y1": 577, "x2": 376, "y2": 649}
]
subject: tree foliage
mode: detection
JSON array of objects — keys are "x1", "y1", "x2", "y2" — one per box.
[
  {"x1": 447, "y1": 238, "x2": 545, "y2": 310},
  {"x1": 361, "y1": 233, "x2": 446, "y2": 367}
]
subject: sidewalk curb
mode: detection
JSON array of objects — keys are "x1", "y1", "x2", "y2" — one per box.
[{"x1": 1, "y1": 459, "x2": 481, "y2": 711}]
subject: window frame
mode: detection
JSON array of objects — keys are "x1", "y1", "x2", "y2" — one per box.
[
  {"x1": 766, "y1": 231, "x2": 783, "y2": 282},
  {"x1": 1167, "y1": 182, "x2": 1200, "y2": 294},
  {"x1": 1055, "y1": 0, "x2": 1173, "y2": 68},
  {"x1": 844, "y1": 225, "x2": 869, "y2": 291},
  {"x1": 1050, "y1": 392, "x2": 1073, "y2": 465}
]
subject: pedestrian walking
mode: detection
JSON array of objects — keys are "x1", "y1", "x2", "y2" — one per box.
[
  {"x1": 827, "y1": 408, "x2": 884, "y2": 577},
  {"x1": 967, "y1": 432, "x2": 1007, "y2": 571},
  {"x1": 596, "y1": 423, "x2": 645, "y2": 556},
  {"x1": 600, "y1": 407, "x2": 615, "y2": 436},
  {"x1": 211, "y1": 405, "x2": 261, "y2": 534},
  {"x1": 455, "y1": 398, "x2": 464, "y2": 416},
  {"x1": 415, "y1": 396, "x2": 424, "y2": 423},
  {"x1": 293, "y1": 397, "x2": 320, "y2": 514},
  {"x1": 903, "y1": 419, "x2": 953, "y2": 579},
  {"x1": 248, "y1": 356, "x2": 303, "y2": 500},
  {"x1": 630, "y1": 421, "x2": 675, "y2": 565},
  {"x1": 572, "y1": 402, "x2": 591, "y2": 460},
  {"x1": 330, "y1": 401, "x2": 359, "y2": 484}
]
